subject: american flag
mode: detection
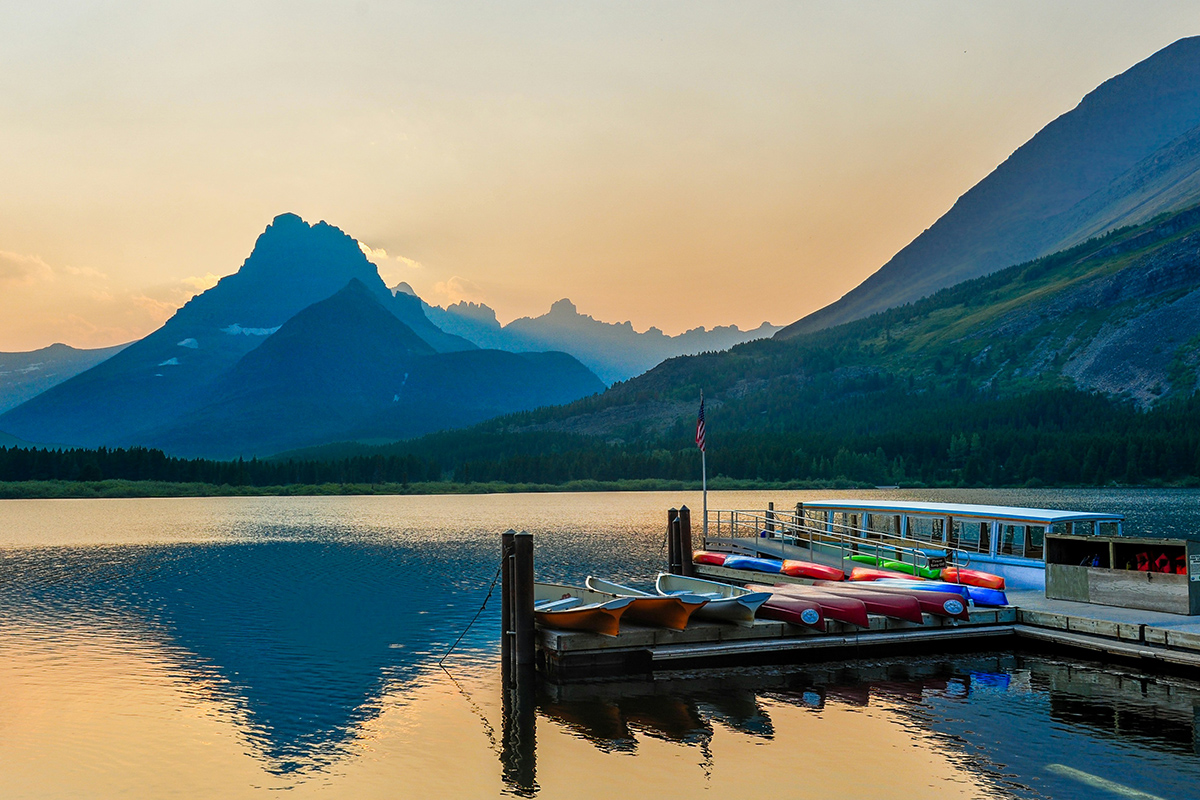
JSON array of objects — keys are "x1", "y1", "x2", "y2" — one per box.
[{"x1": 695, "y1": 394, "x2": 706, "y2": 452}]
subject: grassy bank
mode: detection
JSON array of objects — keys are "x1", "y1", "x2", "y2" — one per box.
[{"x1": 0, "y1": 476, "x2": 878, "y2": 499}]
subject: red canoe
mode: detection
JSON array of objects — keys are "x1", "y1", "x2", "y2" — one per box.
[
  {"x1": 792, "y1": 582, "x2": 924, "y2": 624},
  {"x1": 848, "y1": 566, "x2": 924, "y2": 582},
  {"x1": 940, "y1": 566, "x2": 1005, "y2": 590},
  {"x1": 742, "y1": 585, "x2": 825, "y2": 631},
  {"x1": 781, "y1": 559, "x2": 845, "y2": 581},
  {"x1": 754, "y1": 584, "x2": 870, "y2": 628},
  {"x1": 818, "y1": 580, "x2": 970, "y2": 621}
]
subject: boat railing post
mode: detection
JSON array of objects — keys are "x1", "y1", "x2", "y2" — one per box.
[
  {"x1": 513, "y1": 531, "x2": 536, "y2": 669},
  {"x1": 679, "y1": 506, "x2": 694, "y2": 577}
]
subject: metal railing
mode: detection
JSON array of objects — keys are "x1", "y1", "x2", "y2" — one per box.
[{"x1": 705, "y1": 508, "x2": 973, "y2": 576}]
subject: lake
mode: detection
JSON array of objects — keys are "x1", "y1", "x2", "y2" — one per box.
[{"x1": 3, "y1": 488, "x2": 1200, "y2": 798}]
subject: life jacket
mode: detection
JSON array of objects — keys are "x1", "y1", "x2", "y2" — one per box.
[
  {"x1": 1135, "y1": 552, "x2": 1151, "y2": 571},
  {"x1": 1154, "y1": 552, "x2": 1172, "y2": 573},
  {"x1": 1176, "y1": 554, "x2": 1188, "y2": 576}
]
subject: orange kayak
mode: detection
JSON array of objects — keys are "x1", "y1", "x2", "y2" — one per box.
[
  {"x1": 781, "y1": 560, "x2": 845, "y2": 581},
  {"x1": 940, "y1": 567, "x2": 1005, "y2": 590}
]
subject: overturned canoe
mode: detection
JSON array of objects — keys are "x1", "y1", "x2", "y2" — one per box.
[
  {"x1": 584, "y1": 576, "x2": 708, "y2": 630},
  {"x1": 724, "y1": 555, "x2": 784, "y2": 574},
  {"x1": 791, "y1": 582, "x2": 925, "y2": 623},
  {"x1": 940, "y1": 567, "x2": 1006, "y2": 590},
  {"x1": 655, "y1": 573, "x2": 771, "y2": 625},
  {"x1": 760, "y1": 584, "x2": 871, "y2": 628},
  {"x1": 817, "y1": 580, "x2": 969, "y2": 621},
  {"x1": 781, "y1": 559, "x2": 845, "y2": 581}
]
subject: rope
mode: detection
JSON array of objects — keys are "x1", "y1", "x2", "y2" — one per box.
[{"x1": 439, "y1": 560, "x2": 503, "y2": 667}]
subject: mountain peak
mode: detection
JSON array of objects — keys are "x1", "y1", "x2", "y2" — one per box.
[
  {"x1": 548, "y1": 298, "x2": 578, "y2": 316},
  {"x1": 392, "y1": 281, "x2": 417, "y2": 296}
]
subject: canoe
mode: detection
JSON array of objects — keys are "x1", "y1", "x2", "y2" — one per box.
[
  {"x1": 869, "y1": 579, "x2": 1009, "y2": 607},
  {"x1": 817, "y1": 580, "x2": 969, "y2": 621},
  {"x1": 655, "y1": 573, "x2": 771, "y2": 625},
  {"x1": 760, "y1": 584, "x2": 871, "y2": 628},
  {"x1": 789, "y1": 582, "x2": 925, "y2": 623},
  {"x1": 940, "y1": 566, "x2": 1005, "y2": 590},
  {"x1": 742, "y1": 585, "x2": 825, "y2": 631},
  {"x1": 533, "y1": 590, "x2": 634, "y2": 637},
  {"x1": 848, "y1": 566, "x2": 925, "y2": 582},
  {"x1": 781, "y1": 559, "x2": 845, "y2": 581},
  {"x1": 723, "y1": 555, "x2": 783, "y2": 574},
  {"x1": 692, "y1": 551, "x2": 728, "y2": 566},
  {"x1": 584, "y1": 576, "x2": 707, "y2": 630}
]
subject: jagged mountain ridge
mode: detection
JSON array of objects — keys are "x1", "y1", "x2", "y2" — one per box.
[
  {"x1": 781, "y1": 36, "x2": 1200, "y2": 338},
  {"x1": 0, "y1": 342, "x2": 129, "y2": 414},
  {"x1": 442, "y1": 202, "x2": 1200, "y2": 446},
  {"x1": 141, "y1": 280, "x2": 604, "y2": 458},
  {"x1": 423, "y1": 295, "x2": 779, "y2": 384}
]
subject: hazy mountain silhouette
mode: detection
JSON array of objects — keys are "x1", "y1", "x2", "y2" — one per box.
[
  {"x1": 0, "y1": 214, "x2": 475, "y2": 448},
  {"x1": 425, "y1": 297, "x2": 779, "y2": 384},
  {"x1": 140, "y1": 280, "x2": 604, "y2": 458},
  {"x1": 0, "y1": 342, "x2": 129, "y2": 414},
  {"x1": 781, "y1": 36, "x2": 1200, "y2": 337}
]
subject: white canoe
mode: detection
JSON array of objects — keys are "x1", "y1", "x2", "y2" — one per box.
[{"x1": 655, "y1": 573, "x2": 770, "y2": 625}]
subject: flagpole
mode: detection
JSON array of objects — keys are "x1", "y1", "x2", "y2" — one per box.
[{"x1": 702, "y1": 449, "x2": 708, "y2": 540}]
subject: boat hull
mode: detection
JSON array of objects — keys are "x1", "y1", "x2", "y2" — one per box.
[
  {"x1": 655, "y1": 573, "x2": 769, "y2": 624},
  {"x1": 760, "y1": 584, "x2": 870, "y2": 628},
  {"x1": 818, "y1": 581, "x2": 969, "y2": 621},
  {"x1": 535, "y1": 601, "x2": 630, "y2": 636},
  {"x1": 583, "y1": 577, "x2": 707, "y2": 631},
  {"x1": 792, "y1": 583, "x2": 925, "y2": 623}
]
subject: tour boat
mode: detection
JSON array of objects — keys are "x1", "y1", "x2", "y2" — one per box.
[
  {"x1": 655, "y1": 573, "x2": 771, "y2": 625},
  {"x1": 584, "y1": 576, "x2": 708, "y2": 630},
  {"x1": 790, "y1": 500, "x2": 1123, "y2": 590}
]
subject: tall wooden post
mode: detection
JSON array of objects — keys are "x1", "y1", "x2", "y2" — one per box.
[
  {"x1": 667, "y1": 507, "x2": 681, "y2": 574},
  {"x1": 679, "y1": 506, "x2": 694, "y2": 576},
  {"x1": 501, "y1": 530, "x2": 516, "y2": 678},
  {"x1": 766, "y1": 501, "x2": 775, "y2": 537},
  {"x1": 512, "y1": 531, "x2": 535, "y2": 668}
]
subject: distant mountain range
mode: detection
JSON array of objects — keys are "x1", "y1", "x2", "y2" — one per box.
[
  {"x1": 0, "y1": 342, "x2": 129, "y2": 414},
  {"x1": 781, "y1": 35, "x2": 1200, "y2": 337},
  {"x1": 0, "y1": 215, "x2": 603, "y2": 457},
  {"x1": 421, "y1": 294, "x2": 779, "y2": 384}
]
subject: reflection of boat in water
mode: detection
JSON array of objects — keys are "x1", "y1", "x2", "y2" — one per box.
[{"x1": 536, "y1": 695, "x2": 636, "y2": 752}]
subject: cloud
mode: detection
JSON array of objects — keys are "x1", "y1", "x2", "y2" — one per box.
[
  {"x1": 432, "y1": 275, "x2": 485, "y2": 304},
  {"x1": 182, "y1": 272, "x2": 221, "y2": 292},
  {"x1": 357, "y1": 241, "x2": 423, "y2": 269},
  {"x1": 0, "y1": 251, "x2": 54, "y2": 285}
]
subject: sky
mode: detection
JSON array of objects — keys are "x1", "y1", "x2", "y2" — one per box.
[{"x1": 3, "y1": 1, "x2": 1200, "y2": 351}]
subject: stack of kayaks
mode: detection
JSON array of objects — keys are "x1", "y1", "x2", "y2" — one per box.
[
  {"x1": 656, "y1": 573, "x2": 772, "y2": 625},
  {"x1": 781, "y1": 582, "x2": 925, "y2": 624},
  {"x1": 815, "y1": 580, "x2": 970, "y2": 620},
  {"x1": 751, "y1": 583, "x2": 870, "y2": 627}
]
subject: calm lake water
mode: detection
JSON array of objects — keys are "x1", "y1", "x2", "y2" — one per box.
[{"x1": 3, "y1": 488, "x2": 1200, "y2": 798}]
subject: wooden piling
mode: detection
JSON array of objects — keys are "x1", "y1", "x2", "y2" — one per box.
[
  {"x1": 667, "y1": 508, "x2": 681, "y2": 575},
  {"x1": 501, "y1": 530, "x2": 515, "y2": 676},
  {"x1": 766, "y1": 501, "x2": 776, "y2": 536},
  {"x1": 679, "y1": 506, "x2": 694, "y2": 577},
  {"x1": 513, "y1": 531, "x2": 536, "y2": 668}
]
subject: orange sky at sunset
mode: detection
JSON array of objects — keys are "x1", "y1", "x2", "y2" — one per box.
[{"x1": 3, "y1": 1, "x2": 1200, "y2": 351}]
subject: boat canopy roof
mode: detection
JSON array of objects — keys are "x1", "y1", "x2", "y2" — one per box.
[{"x1": 800, "y1": 499, "x2": 1124, "y2": 525}]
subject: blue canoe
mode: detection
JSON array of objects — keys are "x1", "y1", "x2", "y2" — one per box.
[
  {"x1": 723, "y1": 555, "x2": 784, "y2": 574},
  {"x1": 870, "y1": 578, "x2": 1008, "y2": 607}
]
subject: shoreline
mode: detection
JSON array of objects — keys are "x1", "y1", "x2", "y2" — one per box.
[{"x1": 2, "y1": 477, "x2": 1198, "y2": 499}]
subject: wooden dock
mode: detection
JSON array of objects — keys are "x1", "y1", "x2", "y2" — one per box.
[{"x1": 535, "y1": 564, "x2": 1200, "y2": 682}]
